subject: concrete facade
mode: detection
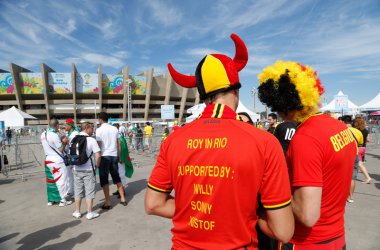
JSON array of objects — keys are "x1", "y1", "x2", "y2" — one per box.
[{"x1": 0, "y1": 63, "x2": 198, "y2": 125}]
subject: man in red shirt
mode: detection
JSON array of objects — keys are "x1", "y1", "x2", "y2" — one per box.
[
  {"x1": 145, "y1": 34, "x2": 294, "y2": 249},
  {"x1": 258, "y1": 61, "x2": 357, "y2": 249}
]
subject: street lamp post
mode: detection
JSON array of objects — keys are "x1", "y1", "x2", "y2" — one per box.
[{"x1": 251, "y1": 87, "x2": 257, "y2": 113}]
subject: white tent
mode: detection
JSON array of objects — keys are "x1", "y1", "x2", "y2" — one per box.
[
  {"x1": 0, "y1": 106, "x2": 37, "y2": 127},
  {"x1": 236, "y1": 101, "x2": 260, "y2": 122},
  {"x1": 320, "y1": 91, "x2": 359, "y2": 114},
  {"x1": 360, "y1": 92, "x2": 380, "y2": 111},
  {"x1": 185, "y1": 101, "x2": 260, "y2": 123}
]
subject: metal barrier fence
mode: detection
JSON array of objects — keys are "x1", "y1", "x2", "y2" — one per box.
[
  {"x1": 1, "y1": 136, "x2": 45, "y2": 181},
  {"x1": 0, "y1": 131, "x2": 165, "y2": 180},
  {"x1": 367, "y1": 125, "x2": 380, "y2": 145},
  {"x1": 1, "y1": 125, "x2": 377, "y2": 180}
]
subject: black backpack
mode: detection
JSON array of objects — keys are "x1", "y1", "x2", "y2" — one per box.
[{"x1": 69, "y1": 135, "x2": 92, "y2": 166}]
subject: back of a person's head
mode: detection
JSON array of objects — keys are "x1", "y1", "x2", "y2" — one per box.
[
  {"x1": 354, "y1": 117, "x2": 366, "y2": 130},
  {"x1": 98, "y1": 112, "x2": 108, "y2": 122},
  {"x1": 146, "y1": 122, "x2": 150, "y2": 126},
  {"x1": 81, "y1": 122, "x2": 92, "y2": 131},
  {"x1": 49, "y1": 118, "x2": 59, "y2": 128},
  {"x1": 342, "y1": 115, "x2": 352, "y2": 124}
]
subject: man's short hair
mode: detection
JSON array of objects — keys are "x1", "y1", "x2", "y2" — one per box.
[
  {"x1": 341, "y1": 115, "x2": 353, "y2": 124},
  {"x1": 146, "y1": 122, "x2": 150, "y2": 126},
  {"x1": 98, "y1": 112, "x2": 108, "y2": 122},
  {"x1": 49, "y1": 118, "x2": 59, "y2": 128},
  {"x1": 81, "y1": 122, "x2": 93, "y2": 130},
  {"x1": 268, "y1": 113, "x2": 277, "y2": 120}
]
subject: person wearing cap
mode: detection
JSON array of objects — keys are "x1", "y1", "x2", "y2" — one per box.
[
  {"x1": 257, "y1": 61, "x2": 357, "y2": 249},
  {"x1": 145, "y1": 34, "x2": 294, "y2": 249},
  {"x1": 64, "y1": 118, "x2": 79, "y2": 199}
]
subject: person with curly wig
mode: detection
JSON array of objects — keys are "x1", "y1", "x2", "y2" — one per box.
[
  {"x1": 354, "y1": 117, "x2": 372, "y2": 183},
  {"x1": 258, "y1": 61, "x2": 357, "y2": 250}
]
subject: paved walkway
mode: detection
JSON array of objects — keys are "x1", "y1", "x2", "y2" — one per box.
[{"x1": 0, "y1": 144, "x2": 379, "y2": 249}]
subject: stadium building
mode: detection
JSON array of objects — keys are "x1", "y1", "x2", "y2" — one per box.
[{"x1": 0, "y1": 63, "x2": 199, "y2": 125}]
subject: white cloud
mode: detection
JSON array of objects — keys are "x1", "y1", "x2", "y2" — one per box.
[
  {"x1": 2, "y1": 2, "x2": 88, "y2": 49},
  {"x1": 137, "y1": 66, "x2": 166, "y2": 76},
  {"x1": 65, "y1": 19, "x2": 76, "y2": 34},
  {"x1": 145, "y1": 1, "x2": 183, "y2": 27},
  {"x1": 186, "y1": 48, "x2": 225, "y2": 57},
  {"x1": 81, "y1": 53, "x2": 124, "y2": 69},
  {"x1": 114, "y1": 51, "x2": 129, "y2": 59}
]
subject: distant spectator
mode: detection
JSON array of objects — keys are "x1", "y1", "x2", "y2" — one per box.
[
  {"x1": 5, "y1": 127, "x2": 12, "y2": 145},
  {"x1": 119, "y1": 123, "x2": 127, "y2": 138},
  {"x1": 267, "y1": 113, "x2": 278, "y2": 134},
  {"x1": 136, "y1": 124, "x2": 144, "y2": 151},
  {"x1": 96, "y1": 112, "x2": 127, "y2": 209},
  {"x1": 144, "y1": 122, "x2": 153, "y2": 150},
  {"x1": 72, "y1": 122, "x2": 101, "y2": 220},
  {"x1": 162, "y1": 126, "x2": 170, "y2": 142}
]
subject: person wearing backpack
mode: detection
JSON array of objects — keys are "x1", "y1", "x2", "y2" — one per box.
[{"x1": 71, "y1": 122, "x2": 101, "y2": 220}]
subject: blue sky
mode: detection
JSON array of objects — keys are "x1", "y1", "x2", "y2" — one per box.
[{"x1": 0, "y1": 0, "x2": 379, "y2": 112}]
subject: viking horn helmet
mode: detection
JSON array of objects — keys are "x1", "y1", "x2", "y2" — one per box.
[{"x1": 168, "y1": 34, "x2": 248, "y2": 100}]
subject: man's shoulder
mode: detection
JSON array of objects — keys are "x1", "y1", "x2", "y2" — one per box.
[{"x1": 86, "y1": 136, "x2": 98, "y2": 145}]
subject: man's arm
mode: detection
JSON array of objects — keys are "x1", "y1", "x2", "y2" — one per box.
[
  {"x1": 117, "y1": 138, "x2": 121, "y2": 162},
  {"x1": 258, "y1": 205, "x2": 294, "y2": 243},
  {"x1": 95, "y1": 152, "x2": 101, "y2": 168},
  {"x1": 292, "y1": 186, "x2": 322, "y2": 227},
  {"x1": 144, "y1": 188, "x2": 175, "y2": 219}
]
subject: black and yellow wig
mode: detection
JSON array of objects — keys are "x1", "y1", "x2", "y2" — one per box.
[{"x1": 258, "y1": 61, "x2": 325, "y2": 122}]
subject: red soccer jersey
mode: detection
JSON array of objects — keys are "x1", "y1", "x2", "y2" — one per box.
[
  {"x1": 148, "y1": 104, "x2": 291, "y2": 250},
  {"x1": 287, "y1": 114, "x2": 357, "y2": 244}
]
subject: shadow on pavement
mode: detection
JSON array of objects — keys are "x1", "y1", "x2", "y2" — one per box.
[
  {"x1": 125, "y1": 179, "x2": 147, "y2": 204},
  {"x1": 0, "y1": 179, "x2": 15, "y2": 185},
  {"x1": 38, "y1": 232, "x2": 92, "y2": 250},
  {"x1": 16, "y1": 220, "x2": 81, "y2": 250},
  {"x1": 366, "y1": 153, "x2": 380, "y2": 160},
  {"x1": 0, "y1": 232, "x2": 20, "y2": 244},
  {"x1": 0, "y1": 200, "x2": 4, "y2": 204},
  {"x1": 93, "y1": 179, "x2": 147, "y2": 212},
  {"x1": 369, "y1": 173, "x2": 380, "y2": 182}
]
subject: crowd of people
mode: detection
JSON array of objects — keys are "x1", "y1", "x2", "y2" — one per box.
[
  {"x1": 40, "y1": 113, "x2": 134, "y2": 220},
  {"x1": 36, "y1": 33, "x2": 377, "y2": 249}
]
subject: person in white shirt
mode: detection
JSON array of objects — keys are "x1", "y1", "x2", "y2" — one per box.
[
  {"x1": 71, "y1": 122, "x2": 101, "y2": 220},
  {"x1": 119, "y1": 123, "x2": 127, "y2": 138},
  {"x1": 41, "y1": 118, "x2": 72, "y2": 207},
  {"x1": 64, "y1": 118, "x2": 79, "y2": 199},
  {"x1": 96, "y1": 112, "x2": 127, "y2": 209}
]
